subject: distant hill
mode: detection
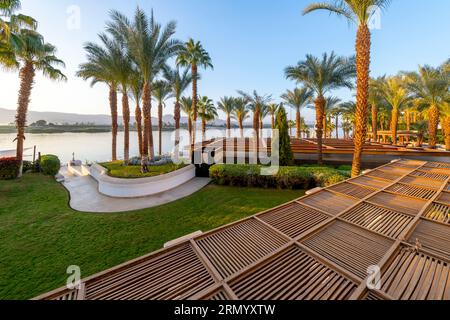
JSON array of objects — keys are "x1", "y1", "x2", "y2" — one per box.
[{"x1": 0, "y1": 108, "x2": 228, "y2": 127}]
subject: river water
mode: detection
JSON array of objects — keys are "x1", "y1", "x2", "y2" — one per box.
[{"x1": 0, "y1": 129, "x2": 282, "y2": 163}]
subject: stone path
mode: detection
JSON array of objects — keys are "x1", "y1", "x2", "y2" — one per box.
[{"x1": 59, "y1": 167, "x2": 211, "y2": 213}]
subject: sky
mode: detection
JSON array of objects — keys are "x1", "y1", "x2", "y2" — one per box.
[{"x1": 1, "y1": 0, "x2": 449, "y2": 122}]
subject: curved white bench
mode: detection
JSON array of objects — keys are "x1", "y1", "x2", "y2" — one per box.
[{"x1": 86, "y1": 163, "x2": 196, "y2": 198}]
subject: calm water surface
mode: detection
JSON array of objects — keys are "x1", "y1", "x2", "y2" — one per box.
[{"x1": 0, "y1": 129, "x2": 281, "y2": 163}]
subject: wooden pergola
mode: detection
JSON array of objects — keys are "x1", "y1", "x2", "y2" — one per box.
[{"x1": 35, "y1": 159, "x2": 450, "y2": 300}]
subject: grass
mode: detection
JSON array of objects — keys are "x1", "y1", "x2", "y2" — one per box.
[
  {"x1": 100, "y1": 161, "x2": 188, "y2": 178},
  {"x1": 0, "y1": 173, "x2": 302, "y2": 300}
]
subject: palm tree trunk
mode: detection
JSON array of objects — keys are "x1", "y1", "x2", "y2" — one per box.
[
  {"x1": 122, "y1": 93, "x2": 130, "y2": 164},
  {"x1": 109, "y1": 85, "x2": 118, "y2": 161},
  {"x1": 15, "y1": 61, "x2": 35, "y2": 177},
  {"x1": 271, "y1": 114, "x2": 275, "y2": 130},
  {"x1": 315, "y1": 96, "x2": 325, "y2": 165},
  {"x1": 253, "y1": 110, "x2": 260, "y2": 162},
  {"x1": 296, "y1": 109, "x2": 301, "y2": 139},
  {"x1": 352, "y1": 24, "x2": 371, "y2": 178},
  {"x1": 142, "y1": 81, "x2": 155, "y2": 159},
  {"x1": 371, "y1": 103, "x2": 377, "y2": 142},
  {"x1": 239, "y1": 121, "x2": 244, "y2": 138},
  {"x1": 174, "y1": 101, "x2": 181, "y2": 149},
  {"x1": 443, "y1": 116, "x2": 450, "y2": 151},
  {"x1": 428, "y1": 104, "x2": 440, "y2": 148},
  {"x1": 191, "y1": 64, "x2": 198, "y2": 145},
  {"x1": 227, "y1": 115, "x2": 231, "y2": 138},
  {"x1": 323, "y1": 115, "x2": 327, "y2": 139},
  {"x1": 158, "y1": 102, "x2": 163, "y2": 155},
  {"x1": 135, "y1": 103, "x2": 143, "y2": 157},
  {"x1": 390, "y1": 107, "x2": 399, "y2": 145},
  {"x1": 335, "y1": 115, "x2": 339, "y2": 139}
]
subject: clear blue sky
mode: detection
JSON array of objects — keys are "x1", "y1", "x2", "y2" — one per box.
[{"x1": 1, "y1": 0, "x2": 449, "y2": 122}]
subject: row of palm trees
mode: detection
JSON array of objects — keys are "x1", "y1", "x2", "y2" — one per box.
[
  {"x1": 77, "y1": 8, "x2": 213, "y2": 166},
  {"x1": 1, "y1": 0, "x2": 66, "y2": 176}
]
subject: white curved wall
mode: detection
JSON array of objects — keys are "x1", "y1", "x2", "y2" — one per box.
[{"x1": 87, "y1": 163, "x2": 196, "y2": 198}]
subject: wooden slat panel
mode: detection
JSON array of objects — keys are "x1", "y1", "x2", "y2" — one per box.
[
  {"x1": 438, "y1": 192, "x2": 450, "y2": 204},
  {"x1": 203, "y1": 289, "x2": 230, "y2": 301},
  {"x1": 408, "y1": 220, "x2": 450, "y2": 258},
  {"x1": 299, "y1": 191, "x2": 358, "y2": 216},
  {"x1": 350, "y1": 176, "x2": 391, "y2": 189},
  {"x1": 196, "y1": 218, "x2": 288, "y2": 278},
  {"x1": 258, "y1": 203, "x2": 330, "y2": 238},
  {"x1": 229, "y1": 246, "x2": 357, "y2": 300},
  {"x1": 410, "y1": 170, "x2": 449, "y2": 181},
  {"x1": 368, "y1": 192, "x2": 428, "y2": 216},
  {"x1": 302, "y1": 221, "x2": 393, "y2": 279},
  {"x1": 400, "y1": 176, "x2": 444, "y2": 189},
  {"x1": 366, "y1": 169, "x2": 403, "y2": 181},
  {"x1": 328, "y1": 182, "x2": 376, "y2": 199},
  {"x1": 381, "y1": 247, "x2": 450, "y2": 300},
  {"x1": 84, "y1": 244, "x2": 215, "y2": 300},
  {"x1": 364, "y1": 291, "x2": 385, "y2": 300},
  {"x1": 341, "y1": 203, "x2": 414, "y2": 239},
  {"x1": 387, "y1": 183, "x2": 437, "y2": 200},
  {"x1": 423, "y1": 203, "x2": 450, "y2": 224}
]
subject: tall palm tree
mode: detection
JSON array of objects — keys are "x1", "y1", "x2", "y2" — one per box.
[
  {"x1": 13, "y1": 29, "x2": 66, "y2": 175},
  {"x1": 238, "y1": 90, "x2": 272, "y2": 155},
  {"x1": 217, "y1": 96, "x2": 235, "y2": 136},
  {"x1": 163, "y1": 67, "x2": 192, "y2": 148},
  {"x1": 129, "y1": 71, "x2": 144, "y2": 157},
  {"x1": 198, "y1": 96, "x2": 216, "y2": 137},
  {"x1": 177, "y1": 39, "x2": 213, "y2": 144},
  {"x1": 442, "y1": 102, "x2": 450, "y2": 151},
  {"x1": 180, "y1": 96, "x2": 193, "y2": 138},
  {"x1": 377, "y1": 76, "x2": 410, "y2": 145},
  {"x1": 152, "y1": 80, "x2": 171, "y2": 156},
  {"x1": 340, "y1": 101, "x2": 357, "y2": 139},
  {"x1": 368, "y1": 76, "x2": 385, "y2": 141},
  {"x1": 285, "y1": 52, "x2": 355, "y2": 164},
  {"x1": 304, "y1": 0, "x2": 392, "y2": 176},
  {"x1": 77, "y1": 35, "x2": 121, "y2": 161},
  {"x1": 404, "y1": 65, "x2": 449, "y2": 148},
  {"x1": 330, "y1": 106, "x2": 343, "y2": 139},
  {"x1": 281, "y1": 88, "x2": 313, "y2": 139},
  {"x1": 232, "y1": 97, "x2": 249, "y2": 138},
  {"x1": 109, "y1": 8, "x2": 181, "y2": 160},
  {"x1": 323, "y1": 96, "x2": 341, "y2": 138},
  {"x1": 266, "y1": 103, "x2": 280, "y2": 130}
]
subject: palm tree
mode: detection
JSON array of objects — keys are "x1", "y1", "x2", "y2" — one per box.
[
  {"x1": 340, "y1": 101, "x2": 357, "y2": 139},
  {"x1": 368, "y1": 77, "x2": 385, "y2": 142},
  {"x1": 441, "y1": 102, "x2": 450, "y2": 151},
  {"x1": 285, "y1": 52, "x2": 355, "y2": 164},
  {"x1": 377, "y1": 76, "x2": 410, "y2": 145},
  {"x1": 152, "y1": 80, "x2": 172, "y2": 156},
  {"x1": 281, "y1": 88, "x2": 313, "y2": 139},
  {"x1": 232, "y1": 98, "x2": 249, "y2": 138},
  {"x1": 304, "y1": 0, "x2": 391, "y2": 176},
  {"x1": 0, "y1": 0, "x2": 36, "y2": 41},
  {"x1": 109, "y1": 8, "x2": 181, "y2": 161},
  {"x1": 198, "y1": 96, "x2": 216, "y2": 137},
  {"x1": 129, "y1": 71, "x2": 144, "y2": 157},
  {"x1": 217, "y1": 96, "x2": 235, "y2": 136},
  {"x1": 180, "y1": 96, "x2": 194, "y2": 138},
  {"x1": 13, "y1": 29, "x2": 66, "y2": 175},
  {"x1": 238, "y1": 90, "x2": 272, "y2": 155},
  {"x1": 163, "y1": 67, "x2": 192, "y2": 148},
  {"x1": 177, "y1": 39, "x2": 213, "y2": 144},
  {"x1": 266, "y1": 103, "x2": 280, "y2": 130},
  {"x1": 77, "y1": 35, "x2": 122, "y2": 161},
  {"x1": 330, "y1": 104, "x2": 344, "y2": 139},
  {"x1": 323, "y1": 96, "x2": 341, "y2": 139},
  {"x1": 404, "y1": 65, "x2": 449, "y2": 148}
]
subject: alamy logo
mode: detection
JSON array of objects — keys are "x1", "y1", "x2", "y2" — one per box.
[
  {"x1": 368, "y1": 5, "x2": 382, "y2": 30},
  {"x1": 366, "y1": 265, "x2": 381, "y2": 290},
  {"x1": 66, "y1": 265, "x2": 82, "y2": 290},
  {"x1": 66, "y1": 5, "x2": 81, "y2": 30}
]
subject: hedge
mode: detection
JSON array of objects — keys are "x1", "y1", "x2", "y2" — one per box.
[
  {"x1": 209, "y1": 164, "x2": 348, "y2": 189},
  {"x1": 40, "y1": 154, "x2": 61, "y2": 176},
  {"x1": 0, "y1": 157, "x2": 21, "y2": 180}
]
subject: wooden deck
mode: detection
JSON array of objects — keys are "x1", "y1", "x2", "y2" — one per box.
[
  {"x1": 191, "y1": 138, "x2": 450, "y2": 166},
  {"x1": 34, "y1": 159, "x2": 450, "y2": 300}
]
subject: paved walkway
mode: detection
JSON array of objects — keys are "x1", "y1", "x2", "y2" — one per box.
[{"x1": 59, "y1": 167, "x2": 211, "y2": 213}]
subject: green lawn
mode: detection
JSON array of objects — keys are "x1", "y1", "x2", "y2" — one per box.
[
  {"x1": 0, "y1": 174, "x2": 302, "y2": 300},
  {"x1": 100, "y1": 161, "x2": 188, "y2": 178}
]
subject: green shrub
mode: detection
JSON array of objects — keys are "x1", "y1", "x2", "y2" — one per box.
[
  {"x1": 0, "y1": 157, "x2": 21, "y2": 180},
  {"x1": 22, "y1": 161, "x2": 38, "y2": 173},
  {"x1": 40, "y1": 155, "x2": 61, "y2": 176},
  {"x1": 209, "y1": 164, "x2": 347, "y2": 189}
]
